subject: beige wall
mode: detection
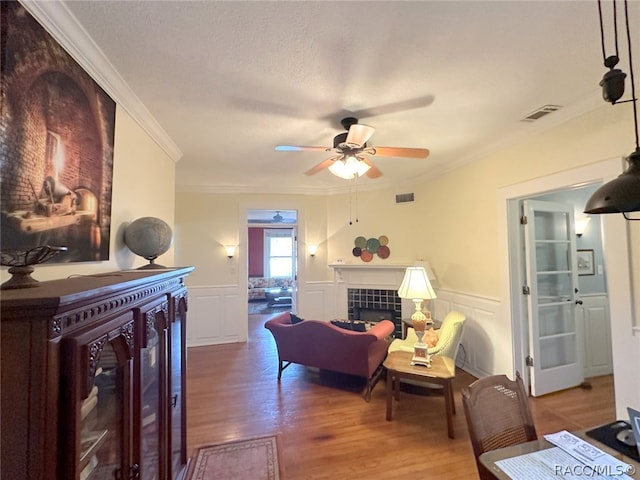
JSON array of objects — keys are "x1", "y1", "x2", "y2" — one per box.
[
  {"x1": 1, "y1": 107, "x2": 176, "y2": 284},
  {"x1": 325, "y1": 190, "x2": 423, "y2": 267},
  {"x1": 174, "y1": 192, "x2": 330, "y2": 287}
]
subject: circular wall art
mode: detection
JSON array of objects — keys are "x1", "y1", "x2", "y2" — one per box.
[
  {"x1": 352, "y1": 235, "x2": 391, "y2": 262},
  {"x1": 366, "y1": 237, "x2": 380, "y2": 253},
  {"x1": 360, "y1": 250, "x2": 373, "y2": 262}
]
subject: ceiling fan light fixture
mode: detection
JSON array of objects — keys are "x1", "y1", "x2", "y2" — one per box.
[{"x1": 328, "y1": 156, "x2": 371, "y2": 180}]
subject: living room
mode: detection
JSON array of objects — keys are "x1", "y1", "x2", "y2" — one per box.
[{"x1": 1, "y1": 1, "x2": 639, "y2": 478}]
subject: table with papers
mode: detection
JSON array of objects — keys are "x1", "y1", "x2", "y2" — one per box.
[{"x1": 480, "y1": 430, "x2": 640, "y2": 480}]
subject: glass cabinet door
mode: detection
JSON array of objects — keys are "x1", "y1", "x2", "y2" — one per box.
[
  {"x1": 170, "y1": 291, "x2": 188, "y2": 477},
  {"x1": 80, "y1": 340, "x2": 122, "y2": 480},
  {"x1": 61, "y1": 317, "x2": 134, "y2": 480},
  {"x1": 139, "y1": 306, "x2": 168, "y2": 480}
]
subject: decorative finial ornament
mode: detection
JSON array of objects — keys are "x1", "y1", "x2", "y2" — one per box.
[{"x1": 600, "y1": 55, "x2": 627, "y2": 104}]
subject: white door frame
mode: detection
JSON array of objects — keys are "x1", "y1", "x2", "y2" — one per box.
[
  {"x1": 497, "y1": 157, "x2": 633, "y2": 393},
  {"x1": 239, "y1": 202, "x2": 306, "y2": 342}
]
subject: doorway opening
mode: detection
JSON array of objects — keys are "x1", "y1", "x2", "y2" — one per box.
[
  {"x1": 247, "y1": 209, "x2": 298, "y2": 316},
  {"x1": 508, "y1": 184, "x2": 613, "y2": 396}
]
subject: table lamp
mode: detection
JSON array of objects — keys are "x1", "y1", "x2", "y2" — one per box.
[{"x1": 398, "y1": 266, "x2": 437, "y2": 367}]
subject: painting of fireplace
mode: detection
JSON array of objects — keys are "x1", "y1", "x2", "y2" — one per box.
[
  {"x1": 0, "y1": 1, "x2": 116, "y2": 263},
  {"x1": 347, "y1": 288, "x2": 403, "y2": 338}
]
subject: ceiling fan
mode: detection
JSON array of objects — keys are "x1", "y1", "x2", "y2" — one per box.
[{"x1": 275, "y1": 117, "x2": 430, "y2": 179}]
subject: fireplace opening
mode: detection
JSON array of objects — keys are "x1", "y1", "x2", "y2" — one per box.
[
  {"x1": 353, "y1": 306, "x2": 396, "y2": 324},
  {"x1": 347, "y1": 288, "x2": 403, "y2": 338}
]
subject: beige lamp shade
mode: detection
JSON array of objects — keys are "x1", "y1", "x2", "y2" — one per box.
[{"x1": 398, "y1": 267, "x2": 437, "y2": 301}]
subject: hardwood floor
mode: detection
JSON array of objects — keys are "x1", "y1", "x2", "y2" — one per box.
[{"x1": 186, "y1": 314, "x2": 616, "y2": 479}]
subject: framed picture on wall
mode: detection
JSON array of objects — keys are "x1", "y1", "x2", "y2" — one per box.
[
  {"x1": 577, "y1": 249, "x2": 595, "y2": 276},
  {"x1": 1, "y1": 1, "x2": 116, "y2": 263}
]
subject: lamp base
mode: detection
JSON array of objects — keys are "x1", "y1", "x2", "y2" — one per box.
[{"x1": 411, "y1": 342, "x2": 431, "y2": 367}]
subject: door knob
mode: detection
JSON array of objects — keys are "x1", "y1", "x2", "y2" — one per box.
[{"x1": 575, "y1": 300, "x2": 583, "y2": 305}]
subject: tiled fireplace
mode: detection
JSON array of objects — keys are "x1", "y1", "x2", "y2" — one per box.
[
  {"x1": 330, "y1": 264, "x2": 411, "y2": 339},
  {"x1": 347, "y1": 288, "x2": 402, "y2": 338}
]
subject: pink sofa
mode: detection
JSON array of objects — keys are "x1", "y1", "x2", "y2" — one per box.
[{"x1": 264, "y1": 312, "x2": 394, "y2": 401}]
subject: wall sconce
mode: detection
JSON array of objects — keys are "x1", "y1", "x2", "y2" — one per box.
[
  {"x1": 224, "y1": 245, "x2": 236, "y2": 258},
  {"x1": 308, "y1": 244, "x2": 318, "y2": 257},
  {"x1": 575, "y1": 216, "x2": 591, "y2": 237}
]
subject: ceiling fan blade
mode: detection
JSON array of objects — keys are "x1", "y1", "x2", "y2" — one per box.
[
  {"x1": 304, "y1": 156, "x2": 342, "y2": 176},
  {"x1": 345, "y1": 124, "x2": 375, "y2": 146},
  {"x1": 360, "y1": 157, "x2": 383, "y2": 179},
  {"x1": 275, "y1": 145, "x2": 329, "y2": 152},
  {"x1": 371, "y1": 146, "x2": 430, "y2": 158}
]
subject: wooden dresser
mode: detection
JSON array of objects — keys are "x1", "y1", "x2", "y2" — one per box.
[{"x1": 1, "y1": 267, "x2": 194, "y2": 480}]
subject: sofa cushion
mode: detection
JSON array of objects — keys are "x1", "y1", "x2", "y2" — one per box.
[{"x1": 331, "y1": 319, "x2": 368, "y2": 332}]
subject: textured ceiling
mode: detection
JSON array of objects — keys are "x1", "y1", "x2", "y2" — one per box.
[{"x1": 58, "y1": 0, "x2": 639, "y2": 194}]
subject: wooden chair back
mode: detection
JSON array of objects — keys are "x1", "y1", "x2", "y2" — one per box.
[{"x1": 461, "y1": 372, "x2": 537, "y2": 480}]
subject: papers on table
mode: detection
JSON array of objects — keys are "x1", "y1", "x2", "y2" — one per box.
[{"x1": 494, "y1": 430, "x2": 635, "y2": 479}]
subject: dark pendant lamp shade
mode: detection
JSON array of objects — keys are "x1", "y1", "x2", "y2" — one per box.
[
  {"x1": 586, "y1": 0, "x2": 640, "y2": 219},
  {"x1": 584, "y1": 148, "x2": 640, "y2": 215}
]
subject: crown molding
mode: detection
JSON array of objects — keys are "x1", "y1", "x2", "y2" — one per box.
[
  {"x1": 20, "y1": 0, "x2": 183, "y2": 163},
  {"x1": 174, "y1": 175, "x2": 423, "y2": 196}
]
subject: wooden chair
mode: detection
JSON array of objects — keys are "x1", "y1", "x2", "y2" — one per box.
[{"x1": 461, "y1": 372, "x2": 537, "y2": 480}]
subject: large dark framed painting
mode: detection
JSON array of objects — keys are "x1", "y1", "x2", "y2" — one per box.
[{"x1": 0, "y1": 1, "x2": 116, "y2": 263}]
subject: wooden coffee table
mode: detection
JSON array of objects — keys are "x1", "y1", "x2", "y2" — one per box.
[{"x1": 384, "y1": 351, "x2": 456, "y2": 438}]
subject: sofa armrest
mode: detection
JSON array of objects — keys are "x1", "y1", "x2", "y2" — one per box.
[{"x1": 368, "y1": 320, "x2": 394, "y2": 340}]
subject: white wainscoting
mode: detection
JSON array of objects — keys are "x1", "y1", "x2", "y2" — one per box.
[
  {"x1": 298, "y1": 281, "x2": 335, "y2": 321},
  {"x1": 431, "y1": 289, "x2": 502, "y2": 379},
  {"x1": 580, "y1": 294, "x2": 613, "y2": 378},
  {"x1": 187, "y1": 285, "x2": 244, "y2": 347},
  {"x1": 187, "y1": 280, "x2": 505, "y2": 380}
]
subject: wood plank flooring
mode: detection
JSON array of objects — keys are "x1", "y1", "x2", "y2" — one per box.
[{"x1": 186, "y1": 314, "x2": 615, "y2": 479}]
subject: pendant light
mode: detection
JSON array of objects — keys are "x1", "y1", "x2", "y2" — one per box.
[{"x1": 584, "y1": 0, "x2": 640, "y2": 220}]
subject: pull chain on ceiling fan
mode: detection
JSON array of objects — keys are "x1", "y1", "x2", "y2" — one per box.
[{"x1": 275, "y1": 117, "x2": 430, "y2": 179}]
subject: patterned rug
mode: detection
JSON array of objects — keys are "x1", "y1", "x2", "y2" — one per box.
[
  {"x1": 185, "y1": 435, "x2": 283, "y2": 480},
  {"x1": 248, "y1": 301, "x2": 290, "y2": 315}
]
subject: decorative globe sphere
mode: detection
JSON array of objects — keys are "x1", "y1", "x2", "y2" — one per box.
[{"x1": 124, "y1": 217, "x2": 173, "y2": 262}]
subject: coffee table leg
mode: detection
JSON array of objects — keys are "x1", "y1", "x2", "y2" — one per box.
[
  {"x1": 444, "y1": 379, "x2": 454, "y2": 438},
  {"x1": 386, "y1": 371, "x2": 393, "y2": 421}
]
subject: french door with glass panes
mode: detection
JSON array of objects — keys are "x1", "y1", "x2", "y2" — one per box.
[{"x1": 523, "y1": 200, "x2": 584, "y2": 396}]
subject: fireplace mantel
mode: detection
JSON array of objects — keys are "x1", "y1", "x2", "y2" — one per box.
[
  {"x1": 329, "y1": 263, "x2": 409, "y2": 285},
  {"x1": 328, "y1": 263, "x2": 410, "y2": 270}
]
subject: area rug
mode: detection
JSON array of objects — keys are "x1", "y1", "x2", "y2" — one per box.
[
  {"x1": 248, "y1": 301, "x2": 290, "y2": 315},
  {"x1": 185, "y1": 435, "x2": 284, "y2": 480}
]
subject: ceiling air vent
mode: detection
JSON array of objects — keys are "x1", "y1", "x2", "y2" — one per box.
[
  {"x1": 521, "y1": 104, "x2": 562, "y2": 122},
  {"x1": 395, "y1": 192, "x2": 415, "y2": 204}
]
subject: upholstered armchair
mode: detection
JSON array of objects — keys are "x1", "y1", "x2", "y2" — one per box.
[{"x1": 388, "y1": 310, "x2": 466, "y2": 360}]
